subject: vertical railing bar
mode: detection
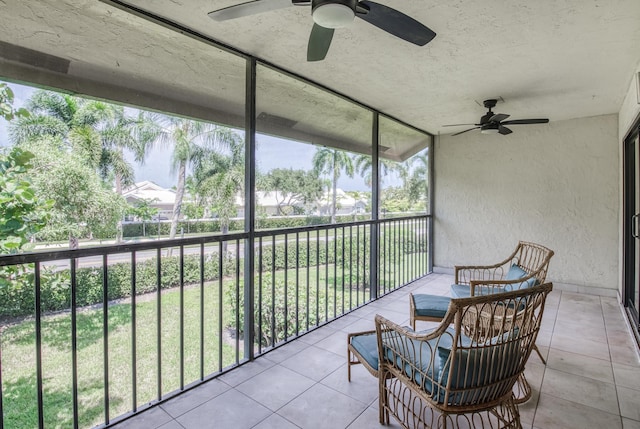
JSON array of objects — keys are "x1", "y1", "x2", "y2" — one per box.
[
  {"x1": 392, "y1": 220, "x2": 396, "y2": 290},
  {"x1": 284, "y1": 233, "x2": 289, "y2": 340},
  {"x1": 382, "y1": 221, "x2": 386, "y2": 295},
  {"x1": 306, "y1": 231, "x2": 310, "y2": 331},
  {"x1": 421, "y1": 217, "x2": 425, "y2": 276},
  {"x1": 401, "y1": 219, "x2": 404, "y2": 286},
  {"x1": 325, "y1": 229, "x2": 329, "y2": 322},
  {"x1": 258, "y1": 237, "x2": 263, "y2": 355},
  {"x1": 34, "y1": 263, "x2": 44, "y2": 429},
  {"x1": 199, "y1": 243, "x2": 204, "y2": 380},
  {"x1": 349, "y1": 225, "x2": 353, "y2": 310},
  {"x1": 156, "y1": 248, "x2": 162, "y2": 400},
  {"x1": 384, "y1": 220, "x2": 388, "y2": 293},
  {"x1": 410, "y1": 218, "x2": 414, "y2": 280},
  {"x1": 356, "y1": 225, "x2": 360, "y2": 307},
  {"x1": 362, "y1": 225, "x2": 367, "y2": 303},
  {"x1": 413, "y1": 218, "x2": 417, "y2": 280},
  {"x1": 235, "y1": 239, "x2": 240, "y2": 364},
  {"x1": 315, "y1": 229, "x2": 320, "y2": 325},
  {"x1": 401, "y1": 219, "x2": 405, "y2": 284},
  {"x1": 71, "y1": 260, "x2": 79, "y2": 428},
  {"x1": 394, "y1": 219, "x2": 398, "y2": 289},
  {"x1": 341, "y1": 226, "x2": 345, "y2": 314},
  {"x1": 130, "y1": 252, "x2": 137, "y2": 412},
  {"x1": 333, "y1": 226, "x2": 337, "y2": 319},
  {"x1": 218, "y1": 241, "x2": 223, "y2": 372},
  {"x1": 179, "y1": 246, "x2": 185, "y2": 390},
  {"x1": 295, "y1": 232, "x2": 299, "y2": 336},
  {"x1": 402, "y1": 218, "x2": 406, "y2": 284},
  {"x1": 271, "y1": 236, "x2": 276, "y2": 347},
  {"x1": 102, "y1": 254, "x2": 110, "y2": 424}
]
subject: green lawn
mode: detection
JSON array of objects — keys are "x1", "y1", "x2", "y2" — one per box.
[{"x1": 1, "y1": 281, "x2": 235, "y2": 429}]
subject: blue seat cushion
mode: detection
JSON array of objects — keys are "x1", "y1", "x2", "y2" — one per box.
[
  {"x1": 450, "y1": 284, "x2": 471, "y2": 298},
  {"x1": 350, "y1": 332, "x2": 379, "y2": 371},
  {"x1": 412, "y1": 294, "x2": 451, "y2": 319}
]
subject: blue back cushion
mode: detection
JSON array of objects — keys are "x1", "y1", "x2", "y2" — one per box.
[
  {"x1": 436, "y1": 332, "x2": 522, "y2": 404},
  {"x1": 504, "y1": 264, "x2": 540, "y2": 291}
]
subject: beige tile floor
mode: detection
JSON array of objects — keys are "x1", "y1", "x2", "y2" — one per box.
[{"x1": 112, "y1": 274, "x2": 640, "y2": 429}]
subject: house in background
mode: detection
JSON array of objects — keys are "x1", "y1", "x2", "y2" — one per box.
[
  {"x1": 122, "y1": 181, "x2": 176, "y2": 220},
  {"x1": 317, "y1": 189, "x2": 368, "y2": 216}
]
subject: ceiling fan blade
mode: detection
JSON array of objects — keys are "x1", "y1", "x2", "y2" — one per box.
[
  {"x1": 451, "y1": 127, "x2": 480, "y2": 136},
  {"x1": 501, "y1": 119, "x2": 549, "y2": 125},
  {"x1": 307, "y1": 24, "x2": 334, "y2": 62},
  {"x1": 489, "y1": 113, "x2": 509, "y2": 123},
  {"x1": 208, "y1": 0, "x2": 294, "y2": 21},
  {"x1": 498, "y1": 125, "x2": 513, "y2": 135},
  {"x1": 442, "y1": 123, "x2": 479, "y2": 127},
  {"x1": 355, "y1": 1, "x2": 436, "y2": 46}
]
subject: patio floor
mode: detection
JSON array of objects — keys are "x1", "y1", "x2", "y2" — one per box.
[{"x1": 112, "y1": 274, "x2": 640, "y2": 429}]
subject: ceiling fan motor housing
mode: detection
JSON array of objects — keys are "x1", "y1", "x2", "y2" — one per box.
[{"x1": 312, "y1": 0, "x2": 357, "y2": 28}]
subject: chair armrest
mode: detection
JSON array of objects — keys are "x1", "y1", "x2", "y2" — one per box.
[{"x1": 374, "y1": 315, "x2": 450, "y2": 386}]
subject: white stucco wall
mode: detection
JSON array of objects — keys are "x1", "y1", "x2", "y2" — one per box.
[{"x1": 434, "y1": 114, "x2": 619, "y2": 293}]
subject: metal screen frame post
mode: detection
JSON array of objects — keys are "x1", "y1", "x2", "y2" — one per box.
[
  {"x1": 370, "y1": 113, "x2": 379, "y2": 300},
  {"x1": 243, "y1": 57, "x2": 257, "y2": 361}
]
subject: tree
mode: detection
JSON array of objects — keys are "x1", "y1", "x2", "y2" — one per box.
[
  {"x1": 144, "y1": 113, "x2": 238, "y2": 239},
  {"x1": 19, "y1": 137, "x2": 128, "y2": 248},
  {"x1": 0, "y1": 83, "x2": 29, "y2": 122},
  {"x1": 312, "y1": 148, "x2": 354, "y2": 223},
  {"x1": 406, "y1": 149, "x2": 429, "y2": 205},
  {"x1": 353, "y1": 154, "x2": 404, "y2": 188},
  {"x1": 0, "y1": 84, "x2": 51, "y2": 254},
  {"x1": 190, "y1": 133, "x2": 244, "y2": 238},
  {"x1": 260, "y1": 168, "x2": 323, "y2": 215},
  {"x1": 9, "y1": 90, "x2": 153, "y2": 194}
]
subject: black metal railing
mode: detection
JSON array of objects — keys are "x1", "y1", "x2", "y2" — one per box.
[{"x1": 0, "y1": 215, "x2": 430, "y2": 428}]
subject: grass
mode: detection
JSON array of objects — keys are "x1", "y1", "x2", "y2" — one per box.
[
  {"x1": 1, "y1": 281, "x2": 235, "y2": 429},
  {"x1": 0, "y1": 249, "x2": 428, "y2": 428}
]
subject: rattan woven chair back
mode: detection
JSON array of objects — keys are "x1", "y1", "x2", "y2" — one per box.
[
  {"x1": 455, "y1": 241, "x2": 554, "y2": 294},
  {"x1": 377, "y1": 283, "x2": 553, "y2": 429}
]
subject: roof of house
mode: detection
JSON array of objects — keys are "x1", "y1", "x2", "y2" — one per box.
[{"x1": 122, "y1": 181, "x2": 176, "y2": 205}]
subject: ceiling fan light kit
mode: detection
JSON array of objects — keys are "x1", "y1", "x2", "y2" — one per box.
[
  {"x1": 208, "y1": 0, "x2": 436, "y2": 62},
  {"x1": 480, "y1": 125, "x2": 500, "y2": 134},
  {"x1": 312, "y1": 0, "x2": 356, "y2": 28}
]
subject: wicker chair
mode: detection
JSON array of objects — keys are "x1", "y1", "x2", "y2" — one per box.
[
  {"x1": 409, "y1": 241, "x2": 554, "y2": 403},
  {"x1": 377, "y1": 283, "x2": 553, "y2": 429}
]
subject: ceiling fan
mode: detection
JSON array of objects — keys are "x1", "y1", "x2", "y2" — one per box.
[
  {"x1": 444, "y1": 99, "x2": 549, "y2": 136},
  {"x1": 208, "y1": 0, "x2": 436, "y2": 62}
]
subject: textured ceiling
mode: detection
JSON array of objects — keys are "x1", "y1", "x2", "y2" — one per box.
[{"x1": 1, "y1": 0, "x2": 640, "y2": 140}]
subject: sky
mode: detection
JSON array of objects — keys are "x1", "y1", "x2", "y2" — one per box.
[{"x1": 0, "y1": 80, "x2": 402, "y2": 192}]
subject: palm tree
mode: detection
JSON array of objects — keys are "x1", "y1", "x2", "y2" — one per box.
[
  {"x1": 312, "y1": 148, "x2": 354, "y2": 224},
  {"x1": 407, "y1": 149, "x2": 429, "y2": 204},
  {"x1": 191, "y1": 133, "x2": 244, "y2": 242},
  {"x1": 144, "y1": 113, "x2": 237, "y2": 239},
  {"x1": 10, "y1": 91, "x2": 152, "y2": 194},
  {"x1": 353, "y1": 154, "x2": 405, "y2": 188},
  {"x1": 95, "y1": 108, "x2": 154, "y2": 194}
]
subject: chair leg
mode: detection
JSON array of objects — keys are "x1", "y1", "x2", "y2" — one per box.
[
  {"x1": 533, "y1": 344, "x2": 546, "y2": 365},
  {"x1": 347, "y1": 347, "x2": 352, "y2": 382}
]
